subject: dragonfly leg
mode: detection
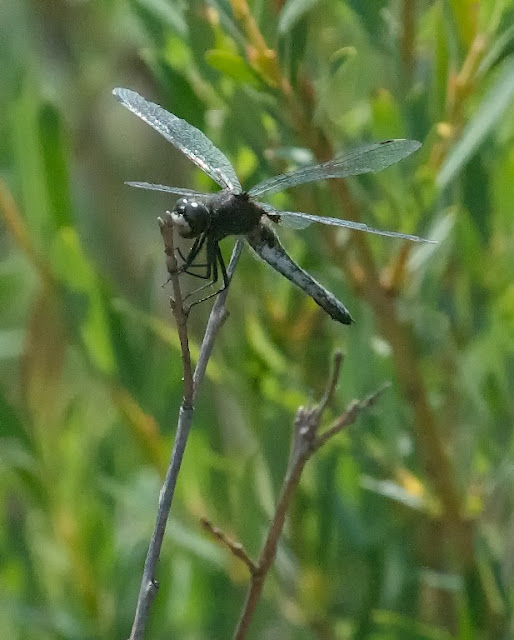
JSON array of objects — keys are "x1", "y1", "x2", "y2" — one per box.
[
  {"x1": 176, "y1": 245, "x2": 210, "y2": 274},
  {"x1": 174, "y1": 234, "x2": 212, "y2": 280},
  {"x1": 181, "y1": 235, "x2": 205, "y2": 268},
  {"x1": 185, "y1": 241, "x2": 230, "y2": 307},
  {"x1": 183, "y1": 238, "x2": 218, "y2": 301},
  {"x1": 217, "y1": 243, "x2": 229, "y2": 290}
]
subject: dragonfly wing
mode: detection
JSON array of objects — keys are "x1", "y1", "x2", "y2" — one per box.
[
  {"x1": 126, "y1": 181, "x2": 211, "y2": 199},
  {"x1": 278, "y1": 215, "x2": 312, "y2": 230},
  {"x1": 113, "y1": 88, "x2": 242, "y2": 192},
  {"x1": 279, "y1": 210, "x2": 436, "y2": 243},
  {"x1": 259, "y1": 202, "x2": 312, "y2": 229},
  {"x1": 248, "y1": 139, "x2": 421, "y2": 198}
]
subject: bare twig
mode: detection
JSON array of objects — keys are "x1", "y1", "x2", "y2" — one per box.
[
  {"x1": 316, "y1": 350, "x2": 344, "y2": 415},
  {"x1": 201, "y1": 517, "x2": 257, "y2": 574},
  {"x1": 313, "y1": 381, "x2": 391, "y2": 452},
  {"x1": 158, "y1": 212, "x2": 194, "y2": 401},
  {"x1": 232, "y1": 354, "x2": 389, "y2": 640},
  {"x1": 129, "y1": 220, "x2": 245, "y2": 640}
]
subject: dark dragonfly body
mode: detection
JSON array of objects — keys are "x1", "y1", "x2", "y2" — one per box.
[
  {"x1": 113, "y1": 88, "x2": 434, "y2": 325},
  {"x1": 175, "y1": 190, "x2": 353, "y2": 323},
  {"x1": 245, "y1": 222, "x2": 353, "y2": 324}
]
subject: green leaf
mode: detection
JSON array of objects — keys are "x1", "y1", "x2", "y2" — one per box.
[
  {"x1": 447, "y1": 0, "x2": 478, "y2": 49},
  {"x1": 39, "y1": 103, "x2": 73, "y2": 229},
  {"x1": 205, "y1": 50, "x2": 262, "y2": 87},
  {"x1": 430, "y1": 4, "x2": 451, "y2": 119},
  {"x1": 278, "y1": 0, "x2": 320, "y2": 35},
  {"x1": 130, "y1": 0, "x2": 187, "y2": 35},
  {"x1": 346, "y1": 0, "x2": 389, "y2": 37},
  {"x1": 437, "y1": 57, "x2": 514, "y2": 189},
  {"x1": 9, "y1": 78, "x2": 50, "y2": 243},
  {"x1": 51, "y1": 228, "x2": 116, "y2": 375},
  {"x1": 0, "y1": 328, "x2": 25, "y2": 360},
  {"x1": 245, "y1": 312, "x2": 287, "y2": 374},
  {"x1": 478, "y1": 24, "x2": 514, "y2": 76},
  {"x1": 370, "y1": 90, "x2": 406, "y2": 139}
]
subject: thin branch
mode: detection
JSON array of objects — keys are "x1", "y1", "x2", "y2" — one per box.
[
  {"x1": 159, "y1": 212, "x2": 194, "y2": 404},
  {"x1": 129, "y1": 224, "x2": 244, "y2": 640},
  {"x1": 193, "y1": 239, "x2": 245, "y2": 396},
  {"x1": 233, "y1": 356, "x2": 388, "y2": 640},
  {"x1": 313, "y1": 381, "x2": 391, "y2": 452},
  {"x1": 401, "y1": 0, "x2": 415, "y2": 86},
  {"x1": 0, "y1": 180, "x2": 54, "y2": 289},
  {"x1": 201, "y1": 517, "x2": 257, "y2": 574},
  {"x1": 129, "y1": 404, "x2": 194, "y2": 640},
  {"x1": 317, "y1": 350, "x2": 344, "y2": 415}
]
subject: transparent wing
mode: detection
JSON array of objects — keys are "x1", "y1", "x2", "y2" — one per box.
[
  {"x1": 278, "y1": 209, "x2": 435, "y2": 242},
  {"x1": 259, "y1": 202, "x2": 311, "y2": 229},
  {"x1": 248, "y1": 139, "x2": 421, "y2": 198},
  {"x1": 126, "y1": 181, "x2": 212, "y2": 200},
  {"x1": 113, "y1": 88, "x2": 242, "y2": 192}
]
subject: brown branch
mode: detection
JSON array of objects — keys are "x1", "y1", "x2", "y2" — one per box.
[
  {"x1": 229, "y1": 0, "x2": 286, "y2": 90},
  {"x1": 233, "y1": 354, "x2": 388, "y2": 639},
  {"x1": 0, "y1": 180, "x2": 54, "y2": 289},
  {"x1": 129, "y1": 222, "x2": 245, "y2": 640},
  {"x1": 317, "y1": 350, "x2": 344, "y2": 415},
  {"x1": 158, "y1": 212, "x2": 194, "y2": 405},
  {"x1": 201, "y1": 517, "x2": 257, "y2": 574},
  {"x1": 313, "y1": 382, "x2": 391, "y2": 452},
  {"x1": 401, "y1": 0, "x2": 415, "y2": 86}
]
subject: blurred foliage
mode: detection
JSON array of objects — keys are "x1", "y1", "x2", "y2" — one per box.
[{"x1": 1, "y1": 0, "x2": 514, "y2": 638}]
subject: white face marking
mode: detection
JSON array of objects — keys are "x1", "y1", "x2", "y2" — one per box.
[{"x1": 171, "y1": 212, "x2": 192, "y2": 235}]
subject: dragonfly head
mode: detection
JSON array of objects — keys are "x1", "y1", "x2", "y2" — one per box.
[{"x1": 171, "y1": 198, "x2": 210, "y2": 238}]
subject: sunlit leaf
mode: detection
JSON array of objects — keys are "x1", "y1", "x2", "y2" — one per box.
[
  {"x1": 131, "y1": 0, "x2": 187, "y2": 35},
  {"x1": 205, "y1": 49, "x2": 262, "y2": 87},
  {"x1": 51, "y1": 228, "x2": 116, "y2": 375},
  {"x1": 278, "y1": 0, "x2": 320, "y2": 35},
  {"x1": 9, "y1": 79, "x2": 50, "y2": 243},
  {"x1": 437, "y1": 58, "x2": 514, "y2": 189},
  {"x1": 447, "y1": 0, "x2": 478, "y2": 49},
  {"x1": 38, "y1": 103, "x2": 73, "y2": 229},
  {"x1": 478, "y1": 24, "x2": 514, "y2": 76}
]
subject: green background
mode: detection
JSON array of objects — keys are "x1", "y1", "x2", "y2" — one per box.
[{"x1": 1, "y1": 0, "x2": 514, "y2": 638}]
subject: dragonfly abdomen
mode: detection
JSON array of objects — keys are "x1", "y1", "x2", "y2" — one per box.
[{"x1": 245, "y1": 224, "x2": 353, "y2": 325}]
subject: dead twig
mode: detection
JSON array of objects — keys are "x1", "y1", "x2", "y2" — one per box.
[
  {"x1": 227, "y1": 352, "x2": 389, "y2": 640},
  {"x1": 129, "y1": 218, "x2": 245, "y2": 640},
  {"x1": 201, "y1": 517, "x2": 257, "y2": 574}
]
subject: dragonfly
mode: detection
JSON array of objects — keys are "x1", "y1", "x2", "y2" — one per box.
[{"x1": 113, "y1": 87, "x2": 433, "y2": 325}]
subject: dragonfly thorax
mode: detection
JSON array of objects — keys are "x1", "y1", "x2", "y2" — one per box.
[
  {"x1": 171, "y1": 198, "x2": 211, "y2": 238},
  {"x1": 209, "y1": 191, "x2": 263, "y2": 240}
]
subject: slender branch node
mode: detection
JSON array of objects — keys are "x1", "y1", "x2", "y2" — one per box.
[{"x1": 201, "y1": 517, "x2": 257, "y2": 574}]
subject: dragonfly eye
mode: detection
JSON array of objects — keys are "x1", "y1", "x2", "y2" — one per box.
[{"x1": 172, "y1": 198, "x2": 210, "y2": 238}]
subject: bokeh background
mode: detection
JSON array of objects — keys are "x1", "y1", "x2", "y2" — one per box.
[{"x1": 1, "y1": 0, "x2": 514, "y2": 638}]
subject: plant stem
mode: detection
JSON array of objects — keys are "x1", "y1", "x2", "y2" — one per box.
[{"x1": 129, "y1": 225, "x2": 245, "y2": 639}]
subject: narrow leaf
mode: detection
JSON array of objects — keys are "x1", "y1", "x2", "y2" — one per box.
[
  {"x1": 278, "y1": 0, "x2": 320, "y2": 35},
  {"x1": 205, "y1": 50, "x2": 262, "y2": 87},
  {"x1": 437, "y1": 58, "x2": 514, "y2": 189},
  {"x1": 39, "y1": 103, "x2": 73, "y2": 228}
]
